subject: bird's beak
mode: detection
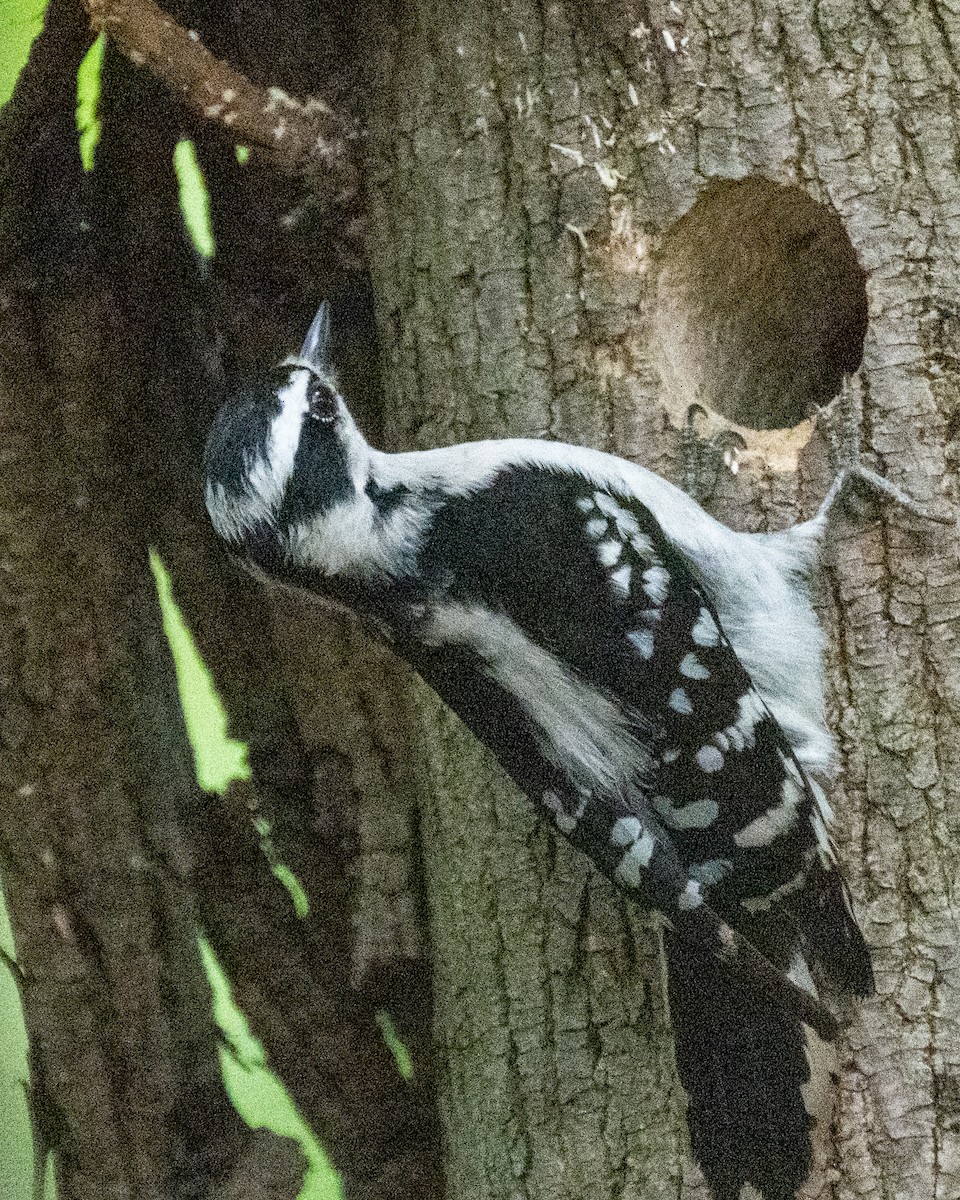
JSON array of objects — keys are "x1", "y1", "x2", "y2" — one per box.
[{"x1": 299, "y1": 301, "x2": 332, "y2": 371}]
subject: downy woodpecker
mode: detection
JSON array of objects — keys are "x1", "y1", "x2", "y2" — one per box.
[{"x1": 205, "y1": 303, "x2": 881, "y2": 1200}]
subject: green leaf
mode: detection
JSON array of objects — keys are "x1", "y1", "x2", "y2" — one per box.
[
  {"x1": 152, "y1": 557, "x2": 340, "y2": 1197},
  {"x1": 375, "y1": 1010, "x2": 414, "y2": 1081},
  {"x1": 173, "y1": 138, "x2": 216, "y2": 259},
  {"x1": 272, "y1": 864, "x2": 311, "y2": 918},
  {"x1": 0, "y1": 0, "x2": 48, "y2": 108},
  {"x1": 76, "y1": 31, "x2": 104, "y2": 172},
  {"x1": 199, "y1": 938, "x2": 344, "y2": 1200},
  {"x1": 149, "y1": 550, "x2": 248, "y2": 793},
  {"x1": 151, "y1": 552, "x2": 311, "y2": 915}
]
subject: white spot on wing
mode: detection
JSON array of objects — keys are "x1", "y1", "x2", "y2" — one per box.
[
  {"x1": 542, "y1": 791, "x2": 582, "y2": 834},
  {"x1": 679, "y1": 652, "x2": 710, "y2": 680},
  {"x1": 585, "y1": 517, "x2": 608, "y2": 539},
  {"x1": 597, "y1": 539, "x2": 622, "y2": 566},
  {"x1": 642, "y1": 565, "x2": 670, "y2": 603},
  {"x1": 611, "y1": 816, "x2": 643, "y2": 847},
  {"x1": 631, "y1": 531, "x2": 655, "y2": 557},
  {"x1": 695, "y1": 745, "x2": 724, "y2": 773},
  {"x1": 678, "y1": 880, "x2": 703, "y2": 910},
  {"x1": 652, "y1": 795, "x2": 719, "y2": 829},
  {"x1": 615, "y1": 510, "x2": 639, "y2": 537},
  {"x1": 576, "y1": 496, "x2": 595, "y2": 513},
  {"x1": 689, "y1": 858, "x2": 733, "y2": 886},
  {"x1": 614, "y1": 825, "x2": 657, "y2": 888},
  {"x1": 628, "y1": 628, "x2": 654, "y2": 659},
  {"x1": 668, "y1": 687, "x2": 692, "y2": 715},
  {"x1": 610, "y1": 564, "x2": 632, "y2": 596},
  {"x1": 740, "y1": 867, "x2": 808, "y2": 913},
  {"x1": 692, "y1": 608, "x2": 719, "y2": 647},
  {"x1": 594, "y1": 491, "x2": 621, "y2": 517},
  {"x1": 787, "y1": 953, "x2": 817, "y2": 996},
  {"x1": 734, "y1": 773, "x2": 803, "y2": 847}
]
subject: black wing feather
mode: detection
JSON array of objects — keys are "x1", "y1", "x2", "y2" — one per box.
[{"x1": 419, "y1": 464, "x2": 870, "y2": 978}]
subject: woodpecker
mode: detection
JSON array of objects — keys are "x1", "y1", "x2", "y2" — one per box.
[{"x1": 205, "y1": 303, "x2": 884, "y2": 1200}]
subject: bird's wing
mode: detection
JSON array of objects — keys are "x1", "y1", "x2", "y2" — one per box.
[{"x1": 409, "y1": 462, "x2": 871, "y2": 1009}]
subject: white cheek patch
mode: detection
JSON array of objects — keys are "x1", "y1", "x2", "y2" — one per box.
[
  {"x1": 270, "y1": 371, "x2": 310, "y2": 475},
  {"x1": 217, "y1": 372, "x2": 310, "y2": 542},
  {"x1": 290, "y1": 493, "x2": 429, "y2": 579}
]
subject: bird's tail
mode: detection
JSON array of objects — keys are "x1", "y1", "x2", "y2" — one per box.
[{"x1": 663, "y1": 929, "x2": 834, "y2": 1200}]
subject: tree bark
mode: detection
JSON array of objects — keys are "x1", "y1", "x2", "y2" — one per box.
[
  {"x1": 358, "y1": 1, "x2": 960, "y2": 1197},
  {"x1": 2, "y1": 1, "x2": 960, "y2": 1200},
  {"x1": 0, "y1": 2, "x2": 440, "y2": 1198}
]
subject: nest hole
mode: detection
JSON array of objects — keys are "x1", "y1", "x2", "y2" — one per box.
[{"x1": 653, "y1": 177, "x2": 868, "y2": 431}]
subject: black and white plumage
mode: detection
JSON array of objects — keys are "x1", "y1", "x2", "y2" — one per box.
[{"x1": 205, "y1": 304, "x2": 875, "y2": 1200}]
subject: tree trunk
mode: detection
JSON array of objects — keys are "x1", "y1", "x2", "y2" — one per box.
[
  {"x1": 359, "y1": 1, "x2": 960, "y2": 1197},
  {"x1": 0, "y1": 2, "x2": 440, "y2": 1198},
  {"x1": 2, "y1": 1, "x2": 959, "y2": 1200}
]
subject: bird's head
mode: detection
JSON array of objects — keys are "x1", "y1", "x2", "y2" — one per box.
[{"x1": 204, "y1": 302, "x2": 370, "y2": 568}]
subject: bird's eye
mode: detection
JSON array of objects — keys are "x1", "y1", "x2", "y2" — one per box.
[{"x1": 307, "y1": 378, "x2": 339, "y2": 424}]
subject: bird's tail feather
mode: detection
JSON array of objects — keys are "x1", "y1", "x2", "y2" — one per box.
[{"x1": 663, "y1": 929, "x2": 832, "y2": 1200}]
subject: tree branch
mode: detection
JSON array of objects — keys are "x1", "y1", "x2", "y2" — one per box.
[{"x1": 82, "y1": 0, "x2": 360, "y2": 199}]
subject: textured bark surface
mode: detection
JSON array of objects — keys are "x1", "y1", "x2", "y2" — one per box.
[
  {"x1": 359, "y1": 2, "x2": 960, "y2": 1197},
  {"x1": 0, "y1": 2, "x2": 439, "y2": 1198},
  {"x1": 1, "y1": 1, "x2": 959, "y2": 1199}
]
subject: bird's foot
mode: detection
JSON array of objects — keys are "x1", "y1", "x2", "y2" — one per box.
[{"x1": 814, "y1": 377, "x2": 954, "y2": 526}]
